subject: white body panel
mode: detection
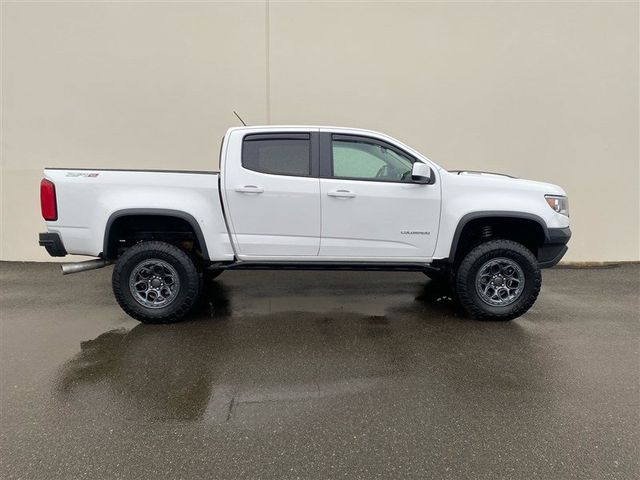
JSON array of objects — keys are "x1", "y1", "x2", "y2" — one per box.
[
  {"x1": 432, "y1": 171, "x2": 569, "y2": 260},
  {"x1": 43, "y1": 125, "x2": 570, "y2": 264},
  {"x1": 221, "y1": 127, "x2": 321, "y2": 258},
  {"x1": 43, "y1": 170, "x2": 234, "y2": 261},
  {"x1": 317, "y1": 127, "x2": 441, "y2": 260},
  {"x1": 319, "y1": 178, "x2": 441, "y2": 259}
]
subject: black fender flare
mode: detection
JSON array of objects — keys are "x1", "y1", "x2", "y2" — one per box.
[
  {"x1": 448, "y1": 211, "x2": 549, "y2": 262},
  {"x1": 103, "y1": 208, "x2": 210, "y2": 260}
]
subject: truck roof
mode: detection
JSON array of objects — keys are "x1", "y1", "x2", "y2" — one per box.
[
  {"x1": 225, "y1": 125, "x2": 440, "y2": 170},
  {"x1": 226, "y1": 125, "x2": 388, "y2": 136}
]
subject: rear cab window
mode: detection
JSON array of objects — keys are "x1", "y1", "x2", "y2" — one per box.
[{"x1": 242, "y1": 133, "x2": 311, "y2": 177}]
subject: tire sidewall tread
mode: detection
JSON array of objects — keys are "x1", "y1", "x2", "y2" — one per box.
[
  {"x1": 112, "y1": 241, "x2": 201, "y2": 323},
  {"x1": 456, "y1": 239, "x2": 541, "y2": 321}
]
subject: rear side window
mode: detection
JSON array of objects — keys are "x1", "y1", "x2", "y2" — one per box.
[{"x1": 242, "y1": 134, "x2": 311, "y2": 177}]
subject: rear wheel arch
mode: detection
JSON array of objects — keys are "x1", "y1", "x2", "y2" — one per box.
[
  {"x1": 449, "y1": 212, "x2": 548, "y2": 264},
  {"x1": 103, "y1": 209, "x2": 210, "y2": 261}
]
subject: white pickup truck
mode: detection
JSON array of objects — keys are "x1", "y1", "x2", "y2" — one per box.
[{"x1": 39, "y1": 126, "x2": 571, "y2": 323}]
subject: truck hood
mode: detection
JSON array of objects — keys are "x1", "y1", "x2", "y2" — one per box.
[{"x1": 447, "y1": 170, "x2": 566, "y2": 196}]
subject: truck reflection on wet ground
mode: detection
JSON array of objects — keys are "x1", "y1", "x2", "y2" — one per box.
[
  {"x1": 2, "y1": 265, "x2": 638, "y2": 479},
  {"x1": 54, "y1": 279, "x2": 545, "y2": 425}
]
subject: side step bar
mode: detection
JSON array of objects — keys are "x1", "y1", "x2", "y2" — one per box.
[{"x1": 217, "y1": 261, "x2": 441, "y2": 273}]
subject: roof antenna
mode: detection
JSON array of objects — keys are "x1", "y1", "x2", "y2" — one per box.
[{"x1": 233, "y1": 111, "x2": 247, "y2": 126}]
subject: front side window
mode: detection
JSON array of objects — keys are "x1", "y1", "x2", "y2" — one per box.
[
  {"x1": 332, "y1": 138, "x2": 414, "y2": 182},
  {"x1": 242, "y1": 134, "x2": 311, "y2": 177}
]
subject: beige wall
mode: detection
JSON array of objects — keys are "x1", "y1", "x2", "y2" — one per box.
[{"x1": 1, "y1": 1, "x2": 638, "y2": 262}]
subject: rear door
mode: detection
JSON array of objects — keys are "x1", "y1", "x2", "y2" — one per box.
[
  {"x1": 222, "y1": 129, "x2": 321, "y2": 259},
  {"x1": 318, "y1": 132, "x2": 441, "y2": 260}
]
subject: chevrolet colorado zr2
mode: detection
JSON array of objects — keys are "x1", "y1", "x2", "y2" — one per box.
[{"x1": 39, "y1": 126, "x2": 571, "y2": 323}]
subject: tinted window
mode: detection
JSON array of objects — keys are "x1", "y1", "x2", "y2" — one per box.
[
  {"x1": 332, "y1": 138, "x2": 414, "y2": 182},
  {"x1": 243, "y1": 134, "x2": 311, "y2": 176}
]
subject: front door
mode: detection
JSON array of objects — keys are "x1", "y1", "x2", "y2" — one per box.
[
  {"x1": 223, "y1": 130, "x2": 320, "y2": 258},
  {"x1": 319, "y1": 133, "x2": 440, "y2": 260}
]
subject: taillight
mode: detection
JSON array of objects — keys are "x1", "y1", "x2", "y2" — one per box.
[{"x1": 40, "y1": 179, "x2": 58, "y2": 221}]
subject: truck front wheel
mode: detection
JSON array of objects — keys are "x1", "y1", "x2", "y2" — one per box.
[
  {"x1": 112, "y1": 241, "x2": 202, "y2": 323},
  {"x1": 455, "y1": 239, "x2": 541, "y2": 321}
]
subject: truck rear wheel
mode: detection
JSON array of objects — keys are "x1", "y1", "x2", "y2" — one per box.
[
  {"x1": 112, "y1": 241, "x2": 202, "y2": 323},
  {"x1": 455, "y1": 239, "x2": 541, "y2": 321}
]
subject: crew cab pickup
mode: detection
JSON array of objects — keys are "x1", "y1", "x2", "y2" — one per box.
[{"x1": 39, "y1": 126, "x2": 571, "y2": 322}]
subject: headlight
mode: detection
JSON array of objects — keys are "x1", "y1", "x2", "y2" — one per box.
[{"x1": 545, "y1": 195, "x2": 569, "y2": 217}]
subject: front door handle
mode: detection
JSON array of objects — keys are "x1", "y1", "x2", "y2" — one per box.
[
  {"x1": 235, "y1": 185, "x2": 264, "y2": 194},
  {"x1": 327, "y1": 189, "x2": 356, "y2": 198}
]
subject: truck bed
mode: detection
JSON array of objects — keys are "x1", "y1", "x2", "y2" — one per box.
[{"x1": 42, "y1": 168, "x2": 234, "y2": 260}]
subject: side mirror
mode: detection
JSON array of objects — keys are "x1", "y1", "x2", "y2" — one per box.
[{"x1": 411, "y1": 162, "x2": 431, "y2": 184}]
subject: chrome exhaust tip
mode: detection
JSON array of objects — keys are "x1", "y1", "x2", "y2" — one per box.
[{"x1": 61, "y1": 259, "x2": 111, "y2": 275}]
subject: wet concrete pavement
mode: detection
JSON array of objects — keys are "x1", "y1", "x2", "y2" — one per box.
[{"x1": 1, "y1": 262, "x2": 638, "y2": 479}]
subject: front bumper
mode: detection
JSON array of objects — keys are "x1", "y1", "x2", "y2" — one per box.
[
  {"x1": 39, "y1": 232, "x2": 67, "y2": 257},
  {"x1": 538, "y1": 227, "x2": 571, "y2": 268}
]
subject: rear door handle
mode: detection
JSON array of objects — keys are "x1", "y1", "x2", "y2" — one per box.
[
  {"x1": 235, "y1": 185, "x2": 264, "y2": 194},
  {"x1": 327, "y1": 189, "x2": 356, "y2": 198}
]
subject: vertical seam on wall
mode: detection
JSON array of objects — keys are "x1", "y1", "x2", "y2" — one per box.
[
  {"x1": 265, "y1": 0, "x2": 271, "y2": 124},
  {"x1": 0, "y1": 2, "x2": 5, "y2": 259}
]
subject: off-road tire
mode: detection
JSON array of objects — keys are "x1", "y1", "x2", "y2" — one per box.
[
  {"x1": 456, "y1": 239, "x2": 541, "y2": 321},
  {"x1": 112, "y1": 241, "x2": 201, "y2": 323}
]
